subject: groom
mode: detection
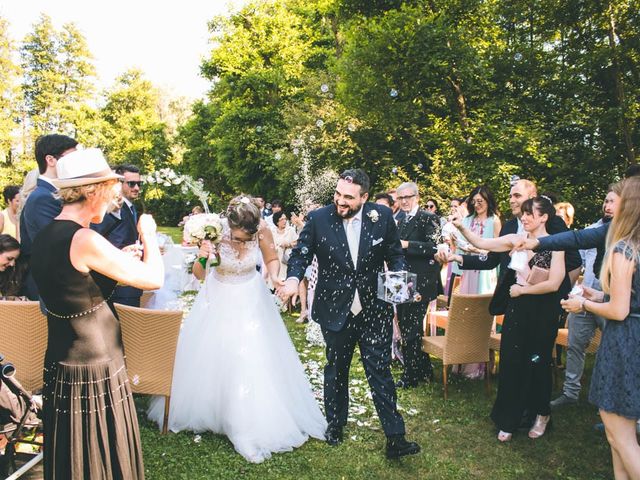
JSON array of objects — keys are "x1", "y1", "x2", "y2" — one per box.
[{"x1": 279, "y1": 169, "x2": 420, "y2": 459}]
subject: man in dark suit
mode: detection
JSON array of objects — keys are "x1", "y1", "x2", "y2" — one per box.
[
  {"x1": 387, "y1": 188, "x2": 406, "y2": 224},
  {"x1": 20, "y1": 134, "x2": 78, "y2": 299},
  {"x1": 437, "y1": 179, "x2": 581, "y2": 309},
  {"x1": 92, "y1": 164, "x2": 143, "y2": 307},
  {"x1": 395, "y1": 182, "x2": 440, "y2": 388},
  {"x1": 279, "y1": 169, "x2": 420, "y2": 459}
]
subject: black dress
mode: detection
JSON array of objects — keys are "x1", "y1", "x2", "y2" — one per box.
[
  {"x1": 490, "y1": 250, "x2": 561, "y2": 433},
  {"x1": 31, "y1": 220, "x2": 144, "y2": 480}
]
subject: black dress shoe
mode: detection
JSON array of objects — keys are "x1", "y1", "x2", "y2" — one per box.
[
  {"x1": 385, "y1": 435, "x2": 421, "y2": 459},
  {"x1": 325, "y1": 426, "x2": 343, "y2": 446}
]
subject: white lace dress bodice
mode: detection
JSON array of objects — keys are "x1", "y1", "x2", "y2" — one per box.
[{"x1": 211, "y1": 219, "x2": 260, "y2": 284}]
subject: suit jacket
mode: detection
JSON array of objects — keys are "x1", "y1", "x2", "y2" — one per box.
[
  {"x1": 287, "y1": 202, "x2": 405, "y2": 332},
  {"x1": 393, "y1": 209, "x2": 406, "y2": 224},
  {"x1": 20, "y1": 179, "x2": 62, "y2": 300},
  {"x1": 537, "y1": 222, "x2": 609, "y2": 278},
  {"x1": 91, "y1": 203, "x2": 141, "y2": 298},
  {"x1": 397, "y1": 209, "x2": 440, "y2": 303},
  {"x1": 20, "y1": 179, "x2": 62, "y2": 257},
  {"x1": 92, "y1": 203, "x2": 138, "y2": 249}
]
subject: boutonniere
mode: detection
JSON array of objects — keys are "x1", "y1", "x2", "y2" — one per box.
[{"x1": 367, "y1": 210, "x2": 380, "y2": 223}]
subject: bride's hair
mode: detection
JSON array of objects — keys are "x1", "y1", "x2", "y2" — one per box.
[{"x1": 227, "y1": 195, "x2": 261, "y2": 234}]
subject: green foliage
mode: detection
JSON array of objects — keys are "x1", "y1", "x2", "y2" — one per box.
[
  {"x1": 0, "y1": 17, "x2": 23, "y2": 173},
  {"x1": 1, "y1": 1, "x2": 639, "y2": 226},
  {"x1": 20, "y1": 14, "x2": 96, "y2": 138},
  {"x1": 181, "y1": 0, "x2": 638, "y2": 225}
]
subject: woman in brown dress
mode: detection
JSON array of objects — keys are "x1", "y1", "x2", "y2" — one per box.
[{"x1": 31, "y1": 148, "x2": 164, "y2": 479}]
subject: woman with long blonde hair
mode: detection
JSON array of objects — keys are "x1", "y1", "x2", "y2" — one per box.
[{"x1": 563, "y1": 176, "x2": 640, "y2": 479}]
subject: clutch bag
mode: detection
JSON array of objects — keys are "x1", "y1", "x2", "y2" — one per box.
[{"x1": 527, "y1": 265, "x2": 549, "y2": 285}]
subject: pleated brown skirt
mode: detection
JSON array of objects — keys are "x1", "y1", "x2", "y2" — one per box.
[{"x1": 42, "y1": 358, "x2": 144, "y2": 480}]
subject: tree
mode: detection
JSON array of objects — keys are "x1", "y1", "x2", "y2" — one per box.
[
  {"x1": 99, "y1": 69, "x2": 172, "y2": 171},
  {"x1": 20, "y1": 14, "x2": 96, "y2": 137},
  {"x1": 0, "y1": 17, "x2": 22, "y2": 166}
]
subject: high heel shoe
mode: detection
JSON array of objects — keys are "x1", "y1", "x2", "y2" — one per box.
[
  {"x1": 497, "y1": 430, "x2": 512, "y2": 442},
  {"x1": 528, "y1": 415, "x2": 551, "y2": 439}
]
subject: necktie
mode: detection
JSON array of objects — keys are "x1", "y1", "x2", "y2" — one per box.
[
  {"x1": 345, "y1": 218, "x2": 362, "y2": 316},
  {"x1": 129, "y1": 204, "x2": 137, "y2": 225}
]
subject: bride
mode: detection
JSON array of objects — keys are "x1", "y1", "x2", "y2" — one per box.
[{"x1": 148, "y1": 195, "x2": 326, "y2": 463}]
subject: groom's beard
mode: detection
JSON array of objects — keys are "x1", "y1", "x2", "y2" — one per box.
[{"x1": 335, "y1": 201, "x2": 363, "y2": 219}]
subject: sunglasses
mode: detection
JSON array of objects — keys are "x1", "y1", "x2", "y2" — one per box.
[
  {"x1": 123, "y1": 181, "x2": 143, "y2": 188},
  {"x1": 397, "y1": 194, "x2": 416, "y2": 201},
  {"x1": 426, "y1": 204, "x2": 436, "y2": 209}
]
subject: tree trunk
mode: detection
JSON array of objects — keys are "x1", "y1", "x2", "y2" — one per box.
[
  {"x1": 608, "y1": 6, "x2": 636, "y2": 164},
  {"x1": 330, "y1": 14, "x2": 342, "y2": 58}
]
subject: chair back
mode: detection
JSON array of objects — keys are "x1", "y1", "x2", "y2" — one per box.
[
  {"x1": 116, "y1": 304, "x2": 183, "y2": 396},
  {"x1": 140, "y1": 291, "x2": 155, "y2": 309},
  {"x1": 442, "y1": 293, "x2": 494, "y2": 365},
  {"x1": 586, "y1": 328, "x2": 602, "y2": 354},
  {"x1": 0, "y1": 301, "x2": 47, "y2": 391}
]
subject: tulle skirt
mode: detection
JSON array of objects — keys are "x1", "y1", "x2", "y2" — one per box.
[{"x1": 148, "y1": 271, "x2": 326, "y2": 463}]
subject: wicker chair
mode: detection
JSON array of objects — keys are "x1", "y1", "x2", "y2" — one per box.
[
  {"x1": 0, "y1": 301, "x2": 48, "y2": 392},
  {"x1": 422, "y1": 293, "x2": 494, "y2": 399},
  {"x1": 116, "y1": 304, "x2": 183, "y2": 434},
  {"x1": 555, "y1": 327, "x2": 601, "y2": 354},
  {"x1": 488, "y1": 315, "x2": 504, "y2": 352},
  {"x1": 139, "y1": 291, "x2": 156, "y2": 309}
]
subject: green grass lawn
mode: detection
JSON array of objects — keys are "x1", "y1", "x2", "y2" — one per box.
[
  {"x1": 137, "y1": 313, "x2": 612, "y2": 479},
  {"x1": 158, "y1": 226, "x2": 183, "y2": 244}
]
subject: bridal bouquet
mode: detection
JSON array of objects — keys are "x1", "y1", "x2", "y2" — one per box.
[{"x1": 183, "y1": 213, "x2": 223, "y2": 267}]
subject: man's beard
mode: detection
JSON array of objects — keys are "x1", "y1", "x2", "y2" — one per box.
[{"x1": 335, "y1": 201, "x2": 362, "y2": 219}]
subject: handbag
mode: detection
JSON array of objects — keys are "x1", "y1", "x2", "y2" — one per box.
[{"x1": 527, "y1": 265, "x2": 549, "y2": 285}]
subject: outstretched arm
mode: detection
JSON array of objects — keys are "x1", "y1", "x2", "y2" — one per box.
[
  {"x1": 70, "y1": 214, "x2": 164, "y2": 290},
  {"x1": 450, "y1": 208, "x2": 518, "y2": 253},
  {"x1": 515, "y1": 223, "x2": 609, "y2": 252}
]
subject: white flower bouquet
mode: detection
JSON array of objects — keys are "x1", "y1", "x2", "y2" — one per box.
[{"x1": 183, "y1": 213, "x2": 224, "y2": 267}]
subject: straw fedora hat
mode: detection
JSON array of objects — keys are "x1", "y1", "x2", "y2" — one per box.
[{"x1": 53, "y1": 148, "x2": 123, "y2": 188}]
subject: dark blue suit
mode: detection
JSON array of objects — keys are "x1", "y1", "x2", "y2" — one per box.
[
  {"x1": 287, "y1": 202, "x2": 406, "y2": 436},
  {"x1": 92, "y1": 203, "x2": 142, "y2": 306},
  {"x1": 20, "y1": 178, "x2": 62, "y2": 299},
  {"x1": 396, "y1": 209, "x2": 440, "y2": 383}
]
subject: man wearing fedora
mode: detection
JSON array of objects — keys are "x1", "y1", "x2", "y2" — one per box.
[
  {"x1": 92, "y1": 164, "x2": 144, "y2": 307},
  {"x1": 20, "y1": 134, "x2": 78, "y2": 300}
]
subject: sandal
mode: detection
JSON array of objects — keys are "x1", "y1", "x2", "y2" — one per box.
[{"x1": 528, "y1": 415, "x2": 551, "y2": 439}]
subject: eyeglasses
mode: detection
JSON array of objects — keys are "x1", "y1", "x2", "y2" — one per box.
[
  {"x1": 397, "y1": 194, "x2": 416, "y2": 201},
  {"x1": 123, "y1": 181, "x2": 143, "y2": 188},
  {"x1": 426, "y1": 204, "x2": 436, "y2": 209}
]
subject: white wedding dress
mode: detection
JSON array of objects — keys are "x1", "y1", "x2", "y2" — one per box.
[{"x1": 147, "y1": 220, "x2": 326, "y2": 463}]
